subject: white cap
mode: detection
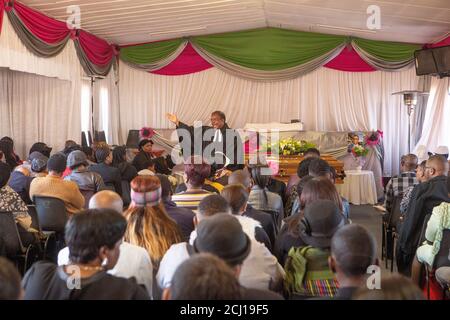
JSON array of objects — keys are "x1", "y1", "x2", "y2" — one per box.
[
  {"x1": 433, "y1": 146, "x2": 449, "y2": 157},
  {"x1": 415, "y1": 145, "x2": 429, "y2": 163},
  {"x1": 138, "y1": 169, "x2": 155, "y2": 176}
]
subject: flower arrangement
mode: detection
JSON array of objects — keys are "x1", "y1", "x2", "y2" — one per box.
[
  {"x1": 139, "y1": 127, "x2": 155, "y2": 140},
  {"x1": 364, "y1": 130, "x2": 383, "y2": 147},
  {"x1": 265, "y1": 138, "x2": 316, "y2": 156},
  {"x1": 351, "y1": 144, "x2": 369, "y2": 157}
]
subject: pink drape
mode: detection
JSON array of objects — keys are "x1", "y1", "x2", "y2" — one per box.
[
  {"x1": 3, "y1": 1, "x2": 444, "y2": 77},
  {"x1": 324, "y1": 46, "x2": 375, "y2": 72},
  {"x1": 0, "y1": 0, "x2": 4, "y2": 35},
  {"x1": 78, "y1": 29, "x2": 114, "y2": 67},
  {"x1": 152, "y1": 42, "x2": 376, "y2": 75},
  {"x1": 426, "y1": 35, "x2": 450, "y2": 48},
  {"x1": 13, "y1": 1, "x2": 69, "y2": 44},
  {"x1": 151, "y1": 43, "x2": 212, "y2": 75}
]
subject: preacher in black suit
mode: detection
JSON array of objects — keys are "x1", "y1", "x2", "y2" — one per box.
[{"x1": 166, "y1": 111, "x2": 244, "y2": 175}]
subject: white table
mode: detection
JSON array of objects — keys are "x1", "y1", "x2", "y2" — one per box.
[{"x1": 336, "y1": 170, "x2": 377, "y2": 205}]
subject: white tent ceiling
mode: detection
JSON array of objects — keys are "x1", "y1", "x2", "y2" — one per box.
[{"x1": 21, "y1": 0, "x2": 450, "y2": 45}]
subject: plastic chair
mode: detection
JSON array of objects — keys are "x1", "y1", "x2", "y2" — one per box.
[
  {"x1": 261, "y1": 209, "x2": 281, "y2": 233},
  {"x1": 0, "y1": 212, "x2": 40, "y2": 275},
  {"x1": 382, "y1": 195, "x2": 402, "y2": 271},
  {"x1": 27, "y1": 205, "x2": 57, "y2": 262},
  {"x1": 33, "y1": 196, "x2": 68, "y2": 233},
  {"x1": 121, "y1": 180, "x2": 131, "y2": 207},
  {"x1": 80, "y1": 190, "x2": 95, "y2": 209},
  {"x1": 33, "y1": 196, "x2": 68, "y2": 259}
]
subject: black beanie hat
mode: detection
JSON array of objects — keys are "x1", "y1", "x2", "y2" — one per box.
[{"x1": 47, "y1": 154, "x2": 67, "y2": 173}]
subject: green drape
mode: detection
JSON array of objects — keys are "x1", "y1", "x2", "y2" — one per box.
[
  {"x1": 351, "y1": 38, "x2": 420, "y2": 71},
  {"x1": 117, "y1": 27, "x2": 423, "y2": 78},
  {"x1": 192, "y1": 28, "x2": 347, "y2": 71},
  {"x1": 120, "y1": 38, "x2": 184, "y2": 64},
  {"x1": 353, "y1": 38, "x2": 420, "y2": 62},
  {"x1": 119, "y1": 39, "x2": 187, "y2": 72}
]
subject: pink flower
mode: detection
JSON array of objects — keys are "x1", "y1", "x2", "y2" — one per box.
[
  {"x1": 140, "y1": 127, "x2": 155, "y2": 139},
  {"x1": 364, "y1": 130, "x2": 382, "y2": 146}
]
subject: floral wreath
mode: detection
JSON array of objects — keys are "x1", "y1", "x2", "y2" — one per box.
[
  {"x1": 139, "y1": 127, "x2": 155, "y2": 140},
  {"x1": 364, "y1": 130, "x2": 383, "y2": 147}
]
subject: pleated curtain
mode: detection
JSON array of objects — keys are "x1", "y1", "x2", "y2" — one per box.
[{"x1": 117, "y1": 63, "x2": 422, "y2": 176}]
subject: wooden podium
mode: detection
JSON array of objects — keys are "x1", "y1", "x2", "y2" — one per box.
[{"x1": 246, "y1": 154, "x2": 345, "y2": 184}]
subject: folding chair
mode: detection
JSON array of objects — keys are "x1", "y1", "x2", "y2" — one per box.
[
  {"x1": 33, "y1": 196, "x2": 69, "y2": 261},
  {"x1": 382, "y1": 195, "x2": 402, "y2": 271},
  {"x1": 261, "y1": 209, "x2": 281, "y2": 234},
  {"x1": 0, "y1": 212, "x2": 40, "y2": 275},
  {"x1": 27, "y1": 205, "x2": 57, "y2": 262}
]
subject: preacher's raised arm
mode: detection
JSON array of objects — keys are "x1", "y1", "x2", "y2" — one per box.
[{"x1": 165, "y1": 113, "x2": 180, "y2": 126}]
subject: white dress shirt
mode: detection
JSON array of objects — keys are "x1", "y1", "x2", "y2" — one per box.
[
  {"x1": 58, "y1": 242, "x2": 153, "y2": 298},
  {"x1": 157, "y1": 216, "x2": 285, "y2": 291},
  {"x1": 213, "y1": 129, "x2": 223, "y2": 142}
]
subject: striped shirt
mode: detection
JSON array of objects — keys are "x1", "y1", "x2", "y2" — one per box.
[{"x1": 171, "y1": 190, "x2": 212, "y2": 211}]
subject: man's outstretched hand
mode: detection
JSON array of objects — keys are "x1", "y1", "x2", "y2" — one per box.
[{"x1": 166, "y1": 113, "x2": 179, "y2": 126}]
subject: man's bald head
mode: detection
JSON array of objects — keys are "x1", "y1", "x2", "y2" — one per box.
[
  {"x1": 228, "y1": 170, "x2": 252, "y2": 189},
  {"x1": 425, "y1": 155, "x2": 449, "y2": 179},
  {"x1": 89, "y1": 190, "x2": 124, "y2": 214},
  {"x1": 331, "y1": 224, "x2": 377, "y2": 277},
  {"x1": 401, "y1": 154, "x2": 418, "y2": 172}
]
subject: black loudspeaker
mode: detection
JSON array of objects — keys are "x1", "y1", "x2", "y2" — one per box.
[
  {"x1": 94, "y1": 131, "x2": 106, "y2": 143},
  {"x1": 126, "y1": 130, "x2": 140, "y2": 148},
  {"x1": 81, "y1": 132, "x2": 88, "y2": 147},
  {"x1": 414, "y1": 45, "x2": 450, "y2": 77}
]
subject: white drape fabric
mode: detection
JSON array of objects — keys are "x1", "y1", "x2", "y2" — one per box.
[
  {"x1": 80, "y1": 78, "x2": 92, "y2": 133},
  {"x1": 414, "y1": 77, "x2": 450, "y2": 154},
  {"x1": 0, "y1": 14, "x2": 82, "y2": 158},
  {"x1": 93, "y1": 71, "x2": 120, "y2": 145},
  {"x1": 2, "y1": 5, "x2": 442, "y2": 177},
  {"x1": 0, "y1": 16, "x2": 79, "y2": 81},
  {"x1": 0, "y1": 68, "x2": 82, "y2": 158},
  {"x1": 118, "y1": 63, "x2": 420, "y2": 175}
]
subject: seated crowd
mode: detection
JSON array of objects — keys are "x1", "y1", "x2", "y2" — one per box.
[
  {"x1": 0, "y1": 135, "x2": 449, "y2": 300},
  {"x1": 379, "y1": 150, "x2": 450, "y2": 298}
]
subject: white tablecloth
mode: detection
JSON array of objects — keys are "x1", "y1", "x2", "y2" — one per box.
[{"x1": 336, "y1": 170, "x2": 377, "y2": 205}]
